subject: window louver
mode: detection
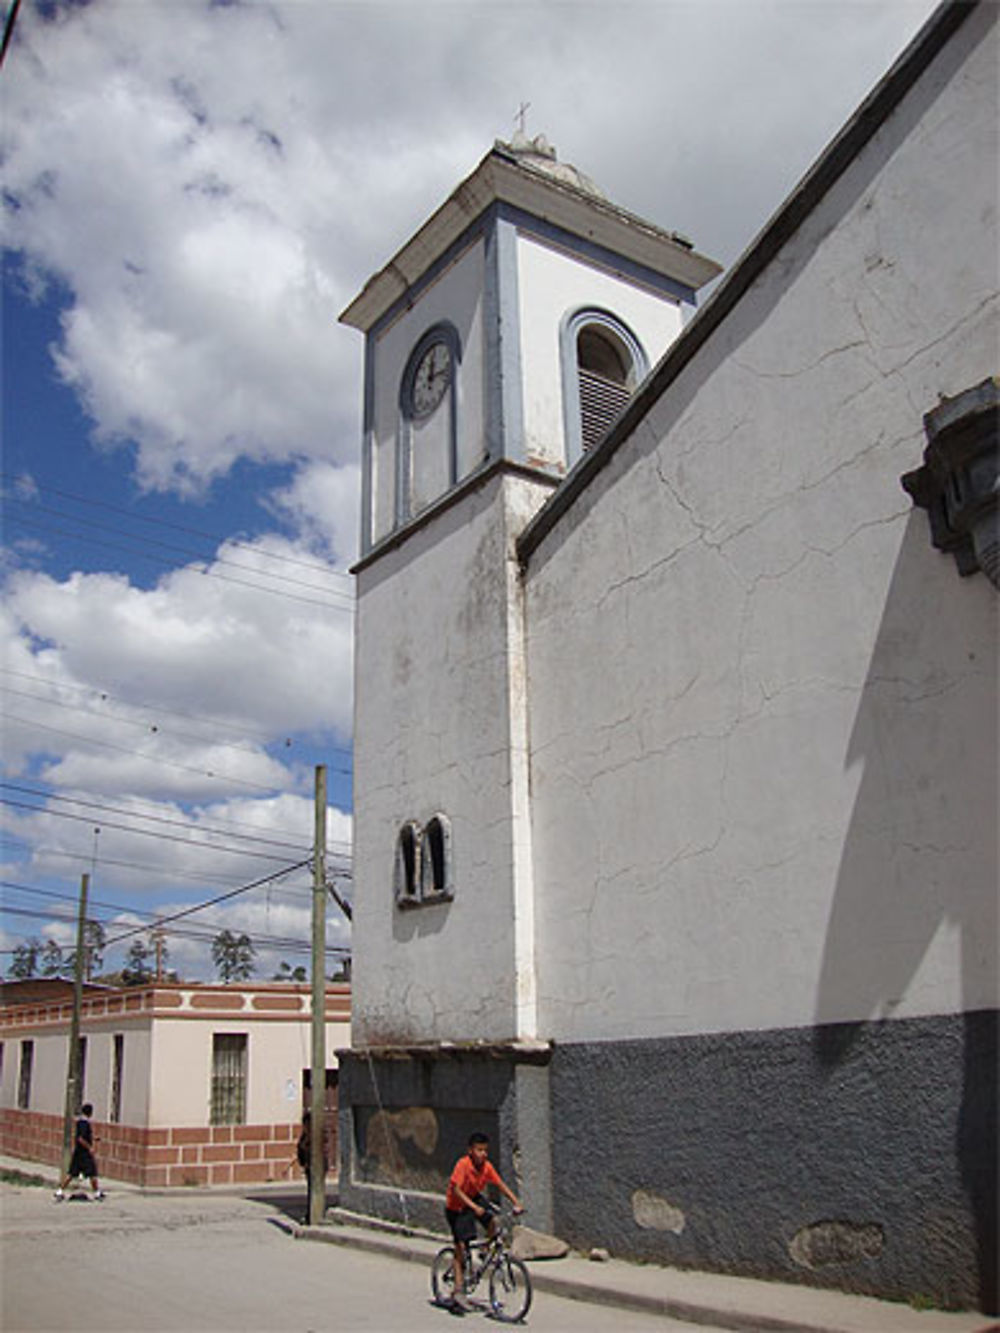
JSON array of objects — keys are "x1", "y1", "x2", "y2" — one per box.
[{"x1": 579, "y1": 367, "x2": 632, "y2": 452}]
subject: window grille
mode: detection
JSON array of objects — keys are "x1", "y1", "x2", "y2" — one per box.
[
  {"x1": 110, "y1": 1034, "x2": 124, "y2": 1124},
  {"x1": 18, "y1": 1040, "x2": 33, "y2": 1110},
  {"x1": 210, "y1": 1033, "x2": 248, "y2": 1126},
  {"x1": 77, "y1": 1035, "x2": 87, "y2": 1107}
]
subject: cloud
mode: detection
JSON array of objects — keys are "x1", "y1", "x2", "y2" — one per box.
[
  {"x1": 2, "y1": 535, "x2": 353, "y2": 772},
  {"x1": 3, "y1": 0, "x2": 937, "y2": 495}
]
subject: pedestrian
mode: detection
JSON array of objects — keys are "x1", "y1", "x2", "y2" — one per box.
[
  {"x1": 54, "y1": 1103, "x2": 104, "y2": 1201},
  {"x1": 444, "y1": 1131, "x2": 522, "y2": 1311},
  {"x1": 295, "y1": 1109, "x2": 329, "y2": 1222}
]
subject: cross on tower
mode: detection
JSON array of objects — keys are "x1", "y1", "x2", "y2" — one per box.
[{"x1": 515, "y1": 101, "x2": 531, "y2": 135}]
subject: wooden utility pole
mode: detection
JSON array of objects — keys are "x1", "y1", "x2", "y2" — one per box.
[
  {"x1": 61, "y1": 873, "x2": 89, "y2": 1176},
  {"x1": 308, "y1": 765, "x2": 328, "y2": 1226}
]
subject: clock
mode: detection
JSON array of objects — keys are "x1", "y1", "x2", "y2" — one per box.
[{"x1": 410, "y1": 339, "x2": 453, "y2": 419}]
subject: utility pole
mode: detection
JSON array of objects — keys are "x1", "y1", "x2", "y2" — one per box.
[
  {"x1": 309, "y1": 765, "x2": 328, "y2": 1226},
  {"x1": 61, "y1": 873, "x2": 89, "y2": 1177},
  {"x1": 154, "y1": 928, "x2": 165, "y2": 982}
]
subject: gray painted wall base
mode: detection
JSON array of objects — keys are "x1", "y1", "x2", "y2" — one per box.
[
  {"x1": 336, "y1": 1046, "x2": 552, "y2": 1236},
  {"x1": 550, "y1": 1010, "x2": 997, "y2": 1314}
]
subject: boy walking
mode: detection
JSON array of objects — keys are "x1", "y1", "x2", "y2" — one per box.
[
  {"x1": 444, "y1": 1132, "x2": 522, "y2": 1310},
  {"x1": 54, "y1": 1103, "x2": 104, "y2": 1201}
]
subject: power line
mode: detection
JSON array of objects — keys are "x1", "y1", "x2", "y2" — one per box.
[
  {"x1": 4, "y1": 496, "x2": 356, "y2": 604},
  {"x1": 1, "y1": 473, "x2": 356, "y2": 586},
  {"x1": 0, "y1": 665, "x2": 355, "y2": 764},
  {"x1": 5, "y1": 511, "x2": 355, "y2": 614},
  {"x1": 1, "y1": 796, "x2": 305, "y2": 861},
  {"x1": 99, "y1": 858, "x2": 314, "y2": 949},
  {"x1": 18, "y1": 843, "x2": 352, "y2": 887},
  {"x1": 0, "y1": 783, "x2": 313, "y2": 855},
  {"x1": 1, "y1": 711, "x2": 307, "y2": 794}
]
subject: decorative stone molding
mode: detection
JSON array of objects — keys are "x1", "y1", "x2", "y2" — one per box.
[{"x1": 902, "y1": 377, "x2": 999, "y2": 587}]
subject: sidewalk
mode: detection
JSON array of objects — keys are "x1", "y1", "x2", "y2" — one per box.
[
  {"x1": 3, "y1": 1155, "x2": 993, "y2": 1333},
  {"x1": 300, "y1": 1209, "x2": 995, "y2": 1333}
]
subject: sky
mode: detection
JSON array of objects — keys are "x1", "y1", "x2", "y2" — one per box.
[{"x1": 0, "y1": 0, "x2": 940, "y2": 982}]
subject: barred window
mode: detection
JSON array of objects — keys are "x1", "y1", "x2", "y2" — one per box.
[
  {"x1": 211, "y1": 1033, "x2": 247, "y2": 1126},
  {"x1": 76, "y1": 1036, "x2": 88, "y2": 1108},
  {"x1": 110, "y1": 1034, "x2": 124, "y2": 1124},
  {"x1": 18, "y1": 1040, "x2": 33, "y2": 1110}
]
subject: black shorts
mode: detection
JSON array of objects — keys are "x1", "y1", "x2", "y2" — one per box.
[
  {"x1": 69, "y1": 1147, "x2": 96, "y2": 1178},
  {"x1": 445, "y1": 1195, "x2": 489, "y2": 1246}
]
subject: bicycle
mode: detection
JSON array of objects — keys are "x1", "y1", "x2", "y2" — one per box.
[{"x1": 431, "y1": 1204, "x2": 533, "y2": 1323}]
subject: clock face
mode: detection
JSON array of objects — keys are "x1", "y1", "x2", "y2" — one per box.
[{"x1": 411, "y1": 340, "x2": 452, "y2": 420}]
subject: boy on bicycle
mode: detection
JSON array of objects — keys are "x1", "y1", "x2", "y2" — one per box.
[{"x1": 445, "y1": 1132, "x2": 522, "y2": 1309}]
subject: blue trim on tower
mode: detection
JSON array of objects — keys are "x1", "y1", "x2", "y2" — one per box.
[
  {"x1": 484, "y1": 212, "x2": 524, "y2": 464},
  {"x1": 361, "y1": 330, "x2": 376, "y2": 555}
]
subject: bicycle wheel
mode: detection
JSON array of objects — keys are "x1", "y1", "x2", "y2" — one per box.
[
  {"x1": 431, "y1": 1247, "x2": 457, "y2": 1305},
  {"x1": 489, "y1": 1255, "x2": 532, "y2": 1322}
]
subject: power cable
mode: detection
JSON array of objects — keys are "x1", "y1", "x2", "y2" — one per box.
[
  {"x1": 1, "y1": 711, "x2": 308, "y2": 794},
  {"x1": 1, "y1": 797, "x2": 306, "y2": 861},
  {"x1": 1, "y1": 473, "x2": 355, "y2": 586},
  {"x1": 5, "y1": 511, "x2": 354, "y2": 613},
  {"x1": 4, "y1": 497, "x2": 355, "y2": 604},
  {"x1": 19, "y1": 843, "x2": 351, "y2": 887},
  {"x1": 1, "y1": 783, "x2": 313, "y2": 855},
  {"x1": 0, "y1": 665, "x2": 354, "y2": 760}
]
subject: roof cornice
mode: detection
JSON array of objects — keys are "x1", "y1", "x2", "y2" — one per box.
[{"x1": 339, "y1": 147, "x2": 721, "y2": 333}]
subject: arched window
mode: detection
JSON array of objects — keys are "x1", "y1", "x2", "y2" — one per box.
[
  {"x1": 561, "y1": 309, "x2": 648, "y2": 468},
  {"x1": 420, "y1": 814, "x2": 453, "y2": 901},
  {"x1": 394, "y1": 821, "x2": 421, "y2": 908}
]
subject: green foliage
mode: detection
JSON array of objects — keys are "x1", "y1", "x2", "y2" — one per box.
[
  {"x1": 211, "y1": 929, "x2": 256, "y2": 982},
  {"x1": 121, "y1": 937, "x2": 154, "y2": 986},
  {"x1": 0, "y1": 1168, "x2": 50, "y2": 1188},
  {"x1": 273, "y1": 961, "x2": 307, "y2": 982},
  {"x1": 8, "y1": 938, "x2": 41, "y2": 979}
]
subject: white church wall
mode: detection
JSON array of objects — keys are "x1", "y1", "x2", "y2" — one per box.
[
  {"x1": 524, "y1": 4, "x2": 998, "y2": 1046},
  {"x1": 369, "y1": 238, "x2": 486, "y2": 544},
  {"x1": 516, "y1": 232, "x2": 684, "y2": 468},
  {"x1": 353, "y1": 470, "x2": 551, "y2": 1046}
]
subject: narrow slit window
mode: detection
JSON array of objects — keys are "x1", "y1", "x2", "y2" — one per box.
[
  {"x1": 394, "y1": 821, "x2": 422, "y2": 907},
  {"x1": 421, "y1": 814, "x2": 453, "y2": 900}
]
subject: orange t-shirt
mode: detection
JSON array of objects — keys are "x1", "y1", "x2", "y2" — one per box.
[{"x1": 445, "y1": 1154, "x2": 501, "y2": 1212}]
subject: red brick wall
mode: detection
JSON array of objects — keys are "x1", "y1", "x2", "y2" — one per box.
[{"x1": 0, "y1": 1108, "x2": 309, "y2": 1187}]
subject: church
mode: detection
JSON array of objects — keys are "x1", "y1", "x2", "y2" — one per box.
[{"x1": 336, "y1": 2, "x2": 997, "y2": 1312}]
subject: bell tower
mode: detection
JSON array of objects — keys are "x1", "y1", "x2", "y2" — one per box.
[{"x1": 338, "y1": 134, "x2": 720, "y2": 1228}]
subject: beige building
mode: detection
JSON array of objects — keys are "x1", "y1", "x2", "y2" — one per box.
[{"x1": 0, "y1": 979, "x2": 350, "y2": 1187}]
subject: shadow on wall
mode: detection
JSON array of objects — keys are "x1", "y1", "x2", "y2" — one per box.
[{"x1": 814, "y1": 513, "x2": 998, "y2": 1313}]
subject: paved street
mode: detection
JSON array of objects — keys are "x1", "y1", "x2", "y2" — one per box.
[{"x1": 1, "y1": 1184, "x2": 726, "y2": 1333}]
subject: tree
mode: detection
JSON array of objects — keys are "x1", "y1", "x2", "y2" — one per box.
[
  {"x1": 211, "y1": 930, "x2": 256, "y2": 983},
  {"x1": 273, "y1": 961, "x2": 307, "y2": 983},
  {"x1": 66, "y1": 920, "x2": 106, "y2": 980},
  {"x1": 121, "y1": 937, "x2": 154, "y2": 986},
  {"x1": 39, "y1": 939, "x2": 64, "y2": 977},
  {"x1": 8, "y1": 937, "x2": 41, "y2": 979}
]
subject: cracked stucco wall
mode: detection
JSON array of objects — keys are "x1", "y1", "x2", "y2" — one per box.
[
  {"x1": 352, "y1": 469, "x2": 551, "y2": 1046},
  {"x1": 524, "y1": 4, "x2": 998, "y2": 1046}
]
